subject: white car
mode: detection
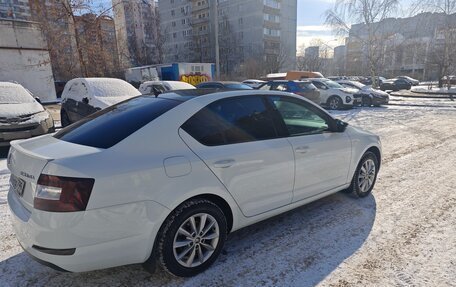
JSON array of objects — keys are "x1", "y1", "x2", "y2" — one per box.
[
  {"x1": 309, "y1": 78, "x2": 362, "y2": 110},
  {"x1": 60, "y1": 78, "x2": 141, "y2": 127},
  {"x1": 0, "y1": 82, "x2": 54, "y2": 146},
  {"x1": 337, "y1": 80, "x2": 389, "y2": 106},
  {"x1": 7, "y1": 90, "x2": 381, "y2": 277},
  {"x1": 242, "y1": 79, "x2": 266, "y2": 88},
  {"x1": 139, "y1": 81, "x2": 195, "y2": 95}
]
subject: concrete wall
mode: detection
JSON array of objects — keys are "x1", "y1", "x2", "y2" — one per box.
[{"x1": 0, "y1": 19, "x2": 56, "y2": 101}]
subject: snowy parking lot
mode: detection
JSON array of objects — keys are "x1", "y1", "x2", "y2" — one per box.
[{"x1": 1, "y1": 96, "x2": 455, "y2": 286}]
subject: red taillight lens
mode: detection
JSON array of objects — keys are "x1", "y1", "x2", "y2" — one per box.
[{"x1": 34, "y1": 174, "x2": 95, "y2": 212}]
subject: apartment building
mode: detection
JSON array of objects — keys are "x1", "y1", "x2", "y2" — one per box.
[
  {"x1": 345, "y1": 12, "x2": 456, "y2": 80},
  {"x1": 0, "y1": 0, "x2": 31, "y2": 20},
  {"x1": 159, "y1": 0, "x2": 297, "y2": 76},
  {"x1": 113, "y1": 0, "x2": 159, "y2": 68}
]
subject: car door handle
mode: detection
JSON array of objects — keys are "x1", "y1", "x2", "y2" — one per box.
[
  {"x1": 213, "y1": 159, "x2": 235, "y2": 168},
  {"x1": 295, "y1": 146, "x2": 309, "y2": 154}
]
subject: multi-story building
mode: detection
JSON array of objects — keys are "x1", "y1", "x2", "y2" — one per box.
[
  {"x1": 113, "y1": 0, "x2": 159, "y2": 68},
  {"x1": 158, "y1": 0, "x2": 297, "y2": 76},
  {"x1": 304, "y1": 46, "x2": 319, "y2": 59},
  {"x1": 345, "y1": 12, "x2": 456, "y2": 80},
  {"x1": 74, "y1": 14, "x2": 120, "y2": 77},
  {"x1": 0, "y1": 0, "x2": 31, "y2": 20},
  {"x1": 333, "y1": 45, "x2": 346, "y2": 75}
]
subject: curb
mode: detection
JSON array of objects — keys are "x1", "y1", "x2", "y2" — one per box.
[{"x1": 390, "y1": 92, "x2": 454, "y2": 99}]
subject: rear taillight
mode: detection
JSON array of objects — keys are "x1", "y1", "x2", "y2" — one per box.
[{"x1": 34, "y1": 174, "x2": 95, "y2": 212}]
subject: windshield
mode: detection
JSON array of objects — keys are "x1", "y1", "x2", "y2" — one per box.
[
  {"x1": 0, "y1": 84, "x2": 35, "y2": 104},
  {"x1": 224, "y1": 83, "x2": 253, "y2": 90},
  {"x1": 324, "y1": 80, "x2": 344, "y2": 89},
  {"x1": 347, "y1": 81, "x2": 365, "y2": 89}
]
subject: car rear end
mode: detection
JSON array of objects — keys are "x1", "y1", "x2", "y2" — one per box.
[
  {"x1": 7, "y1": 96, "x2": 183, "y2": 272},
  {"x1": 289, "y1": 81, "x2": 321, "y2": 104}
]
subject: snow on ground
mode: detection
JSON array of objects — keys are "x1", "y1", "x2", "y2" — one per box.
[
  {"x1": 1, "y1": 97, "x2": 456, "y2": 286},
  {"x1": 411, "y1": 85, "x2": 456, "y2": 94}
]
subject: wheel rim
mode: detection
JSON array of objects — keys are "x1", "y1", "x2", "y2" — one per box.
[
  {"x1": 173, "y1": 213, "x2": 220, "y2": 268},
  {"x1": 358, "y1": 159, "x2": 376, "y2": 193},
  {"x1": 329, "y1": 97, "x2": 340, "y2": 109}
]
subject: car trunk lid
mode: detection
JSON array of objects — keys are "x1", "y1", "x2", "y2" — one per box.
[{"x1": 7, "y1": 135, "x2": 102, "y2": 211}]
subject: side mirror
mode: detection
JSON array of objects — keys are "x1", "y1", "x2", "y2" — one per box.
[
  {"x1": 82, "y1": 97, "x2": 89, "y2": 104},
  {"x1": 35, "y1": 97, "x2": 41, "y2": 104},
  {"x1": 335, "y1": 119, "x2": 348, "y2": 132}
]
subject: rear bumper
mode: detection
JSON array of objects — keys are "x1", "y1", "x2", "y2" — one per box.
[
  {"x1": 8, "y1": 189, "x2": 169, "y2": 272},
  {"x1": 0, "y1": 118, "x2": 54, "y2": 146}
]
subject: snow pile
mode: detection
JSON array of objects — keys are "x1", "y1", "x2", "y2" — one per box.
[{"x1": 411, "y1": 86, "x2": 456, "y2": 94}]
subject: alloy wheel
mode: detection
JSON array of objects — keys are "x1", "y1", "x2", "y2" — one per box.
[
  {"x1": 173, "y1": 213, "x2": 220, "y2": 268},
  {"x1": 358, "y1": 158, "x2": 376, "y2": 193}
]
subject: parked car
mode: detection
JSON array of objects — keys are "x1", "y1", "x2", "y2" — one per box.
[
  {"x1": 441, "y1": 75, "x2": 456, "y2": 85},
  {"x1": 60, "y1": 78, "x2": 141, "y2": 127},
  {"x1": 309, "y1": 78, "x2": 362, "y2": 109},
  {"x1": 337, "y1": 80, "x2": 389, "y2": 106},
  {"x1": 196, "y1": 81, "x2": 253, "y2": 90},
  {"x1": 139, "y1": 81, "x2": 195, "y2": 96},
  {"x1": 7, "y1": 89, "x2": 381, "y2": 276},
  {"x1": 361, "y1": 76, "x2": 386, "y2": 86},
  {"x1": 397, "y1": 76, "x2": 419, "y2": 86},
  {"x1": 258, "y1": 80, "x2": 321, "y2": 104},
  {"x1": 380, "y1": 78, "x2": 412, "y2": 91},
  {"x1": 0, "y1": 82, "x2": 54, "y2": 146},
  {"x1": 242, "y1": 79, "x2": 266, "y2": 88}
]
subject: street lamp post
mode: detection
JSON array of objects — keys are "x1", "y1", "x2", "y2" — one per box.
[{"x1": 213, "y1": 0, "x2": 220, "y2": 80}]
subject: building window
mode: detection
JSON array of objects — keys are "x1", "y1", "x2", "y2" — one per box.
[{"x1": 264, "y1": 0, "x2": 280, "y2": 9}]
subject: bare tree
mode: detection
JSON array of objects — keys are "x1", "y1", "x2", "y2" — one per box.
[
  {"x1": 30, "y1": 0, "x2": 121, "y2": 80},
  {"x1": 326, "y1": 0, "x2": 399, "y2": 87}
]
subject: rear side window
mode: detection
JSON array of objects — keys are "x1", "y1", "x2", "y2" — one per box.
[
  {"x1": 55, "y1": 97, "x2": 180, "y2": 148},
  {"x1": 182, "y1": 96, "x2": 277, "y2": 146}
]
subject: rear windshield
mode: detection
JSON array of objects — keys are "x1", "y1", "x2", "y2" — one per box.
[
  {"x1": 224, "y1": 83, "x2": 253, "y2": 90},
  {"x1": 54, "y1": 96, "x2": 181, "y2": 148}
]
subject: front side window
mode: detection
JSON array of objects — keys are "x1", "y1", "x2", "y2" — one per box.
[
  {"x1": 182, "y1": 96, "x2": 277, "y2": 146},
  {"x1": 268, "y1": 96, "x2": 330, "y2": 136}
]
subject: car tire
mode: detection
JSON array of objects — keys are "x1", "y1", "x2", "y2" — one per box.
[
  {"x1": 362, "y1": 96, "x2": 372, "y2": 107},
  {"x1": 327, "y1": 96, "x2": 343, "y2": 110},
  {"x1": 60, "y1": 110, "x2": 71, "y2": 128},
  {"x1": 156, "y1": 199, "x2": 227, "y2": 277},
  {"x1": 343, "y1": 151, "x2": 379, "y2": 198}
]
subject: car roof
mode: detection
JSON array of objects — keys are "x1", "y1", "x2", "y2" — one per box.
[{"x1": 0, "y1": 81, "x2": 23, "y2": 88}]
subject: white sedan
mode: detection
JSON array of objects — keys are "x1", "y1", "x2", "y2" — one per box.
[
  {"x1": 337, "y1": 80, "x2": 389, "y2": 106},
  {"x1": 7, "y1": 90, "x2": 381, "y2": 277}
]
